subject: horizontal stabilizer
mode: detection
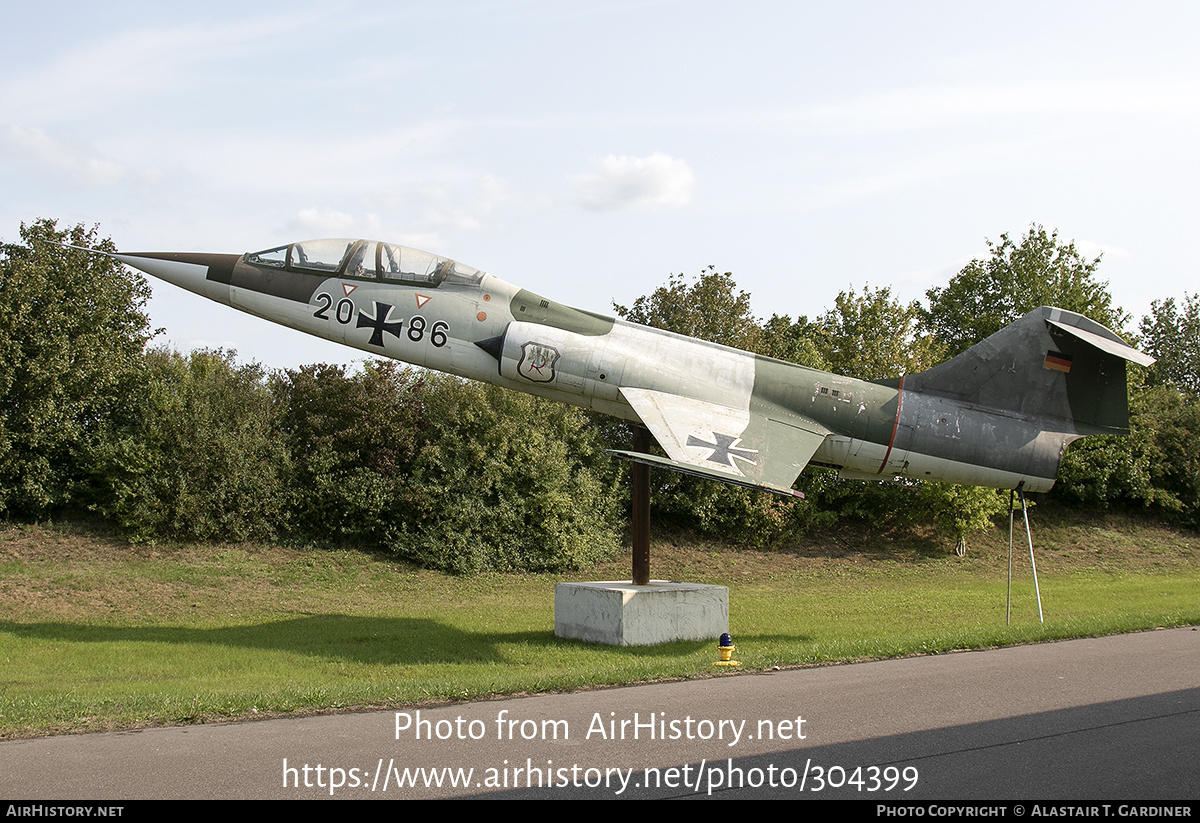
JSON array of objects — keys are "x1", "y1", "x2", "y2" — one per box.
[
  {"x1": 619, "y1": 386, "x2": 829, "y2": 494},
  {"x1": 608, "y1": 449, "x2": 805, "y2": 497},
  {"x1": 1045, "y1": 318, "x2": 1156, "y2": 366}
]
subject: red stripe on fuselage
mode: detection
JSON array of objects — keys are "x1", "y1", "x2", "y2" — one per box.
[{"x1": 878, "y1": 375, "x2": 904, "y2": 474}]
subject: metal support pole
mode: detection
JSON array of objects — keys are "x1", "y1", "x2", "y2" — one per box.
[
  {"x1": 1007, "y1": 488, "x2": 1014, "y2": 626},
  {"x1": 1021, "y1": 487, "x2": 1044, "y2": 624},
  {"x1": 631, "y1": 426, "x2": 651, "y2": 586}
]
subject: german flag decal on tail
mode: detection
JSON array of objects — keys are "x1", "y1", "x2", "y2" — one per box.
[{"x1": 1043, "y1": 350, "x2": 1073, "y2": 373}]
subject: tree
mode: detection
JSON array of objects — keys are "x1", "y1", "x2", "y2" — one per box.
[
  {"x1": 919, "y1": 483, "x2": 1009, "y2": 557},
  {"x1": 1134, "y1": 386, "x2": 1200, "y2": 526},
  {"x1": 924, "y1": 225, "x2": 1127, "y2": 356},
  {"x1": 0, "y1": 219, "x2": 154, "y2": 518},
  {"x1": 1140, "y1": 294, "x2": 1200, "y2": 396},
  {"x1": 613, "y1": 266, "x2": 763, "y2": 351},
  {"x1": 816, "y1": 285, "x2": 943, "y2": 380},
  {"x1": 1055, "y1": 384, "x2": 1200, "y2": 526},
  {"x1": 615, "y1": 265, "x2": 831, "y2": 369},
  {"x1": 758, "y1": 313, "x2": 829, "y2": 369}
]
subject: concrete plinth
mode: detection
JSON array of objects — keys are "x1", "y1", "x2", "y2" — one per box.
[{"x1": 554, "y1": 580, "x2": 728, "y2": 646}]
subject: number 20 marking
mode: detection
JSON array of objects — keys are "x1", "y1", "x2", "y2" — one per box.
[{"x1": 312, "y1": 294, "x2": 355, "y2": 324}]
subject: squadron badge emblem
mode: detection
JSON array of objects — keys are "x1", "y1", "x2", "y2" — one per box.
[{"x1": 517, "y1": 342, "x2": 560, "y2": 383}]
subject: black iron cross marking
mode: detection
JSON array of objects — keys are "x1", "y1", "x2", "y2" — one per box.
[
  {"x1": 686, "y1": 432, "x2": 758, "y2": 467},
  {"x1": 357, "y1": 301, "x2": 404, "y2": 347}
]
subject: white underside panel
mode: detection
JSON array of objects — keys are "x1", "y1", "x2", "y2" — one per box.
[{"x1": 821, "y1": 437, "x2": 1056, "y2": 491}]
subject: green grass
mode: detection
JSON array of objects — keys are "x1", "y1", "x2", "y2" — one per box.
[{"x1": 1, "y1": 509, "x2": 1197, "y2": 738}]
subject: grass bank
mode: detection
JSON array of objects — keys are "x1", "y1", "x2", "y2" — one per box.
[{"x1": 1, "y1": 506, "x2": 1196, "y2": 738}]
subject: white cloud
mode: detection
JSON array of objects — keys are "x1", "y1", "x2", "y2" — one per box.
[
  {"x1": 5, "y1": 125, "x2": 124, "y2": 186},
  {"x1": 571, "y1": 153, "x2": 694, "y2": 211}
]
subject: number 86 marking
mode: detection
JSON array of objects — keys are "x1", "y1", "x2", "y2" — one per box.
[{"x1": 408, "y1": 316, "x2": 450, "y2": 347}]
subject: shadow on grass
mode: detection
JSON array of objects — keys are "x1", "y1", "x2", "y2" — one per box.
[{"x1": 0, "y1": 616, "x2": 710, "y2": 665}]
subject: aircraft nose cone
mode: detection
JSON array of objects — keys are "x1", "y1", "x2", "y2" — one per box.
[{"x1": 114, "y1": 251, "x2": 238, "y2": 305}]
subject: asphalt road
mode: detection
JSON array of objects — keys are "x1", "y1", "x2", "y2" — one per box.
[{"x1": 2, "y1": 627, "x2": 1197, "y2": 800}]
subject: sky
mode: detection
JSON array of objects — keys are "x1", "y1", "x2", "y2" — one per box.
[{"x1": 3, "y1": 0, "x2": 1197, "y2": 371}]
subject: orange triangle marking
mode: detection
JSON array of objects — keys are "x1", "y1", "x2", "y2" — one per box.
[
  {"x1": 342, "y1": 283, "x2": 357, "y2": 297},
  {"x1": 415, "y1": 294, "x2": 431, "y2": 309}
]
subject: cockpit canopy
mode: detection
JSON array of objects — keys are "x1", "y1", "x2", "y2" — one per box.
[{"x1": 243, "y1": 239, "x2": 485, "y2": 287}]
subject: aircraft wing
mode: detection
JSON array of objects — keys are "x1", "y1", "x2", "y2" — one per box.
[
  {"x1": 1045, "y1": 318, "x2": 1156, "y2": 366},
  {"x1": 612, "y1": 387, "x2": 830, "y2": 497}
]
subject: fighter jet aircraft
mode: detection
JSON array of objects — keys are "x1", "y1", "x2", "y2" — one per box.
[{"x1": 91, "y1": 237, "x2": 1153, "y2": 497}]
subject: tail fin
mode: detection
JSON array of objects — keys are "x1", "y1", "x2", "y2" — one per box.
[{"x1": 904, "y1": 307, "x2": 1153, "y2": 436}]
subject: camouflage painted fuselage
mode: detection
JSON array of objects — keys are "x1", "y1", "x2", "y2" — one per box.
[{"x1": 113, "y1": 239, "x2": 1150, "y2": 496}]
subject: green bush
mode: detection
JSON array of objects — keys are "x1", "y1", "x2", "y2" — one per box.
[
  {"x1": 393, "y1": 377, "x2": 622, "y2": 573},
  {"x1": 94, "y1": 349, "x2": 289, "y2": 541},
  {"x1": 276, "y1": 364, "x2": 622, "y2": 573},
  {"x1": 0, "y1": 221, "x2": 152, "y2": 518},
  {"x1": 274, "y1": 361, "x2": 422, "y2": 546}
]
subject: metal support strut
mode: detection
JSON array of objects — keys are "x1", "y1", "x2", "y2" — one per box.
[
  {"x1": 631, "y1": 426, "x2": 651, "y2": 586},
  {"x1": 1007, "y1": 483, "x2": 1044, "y2": 625}
]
